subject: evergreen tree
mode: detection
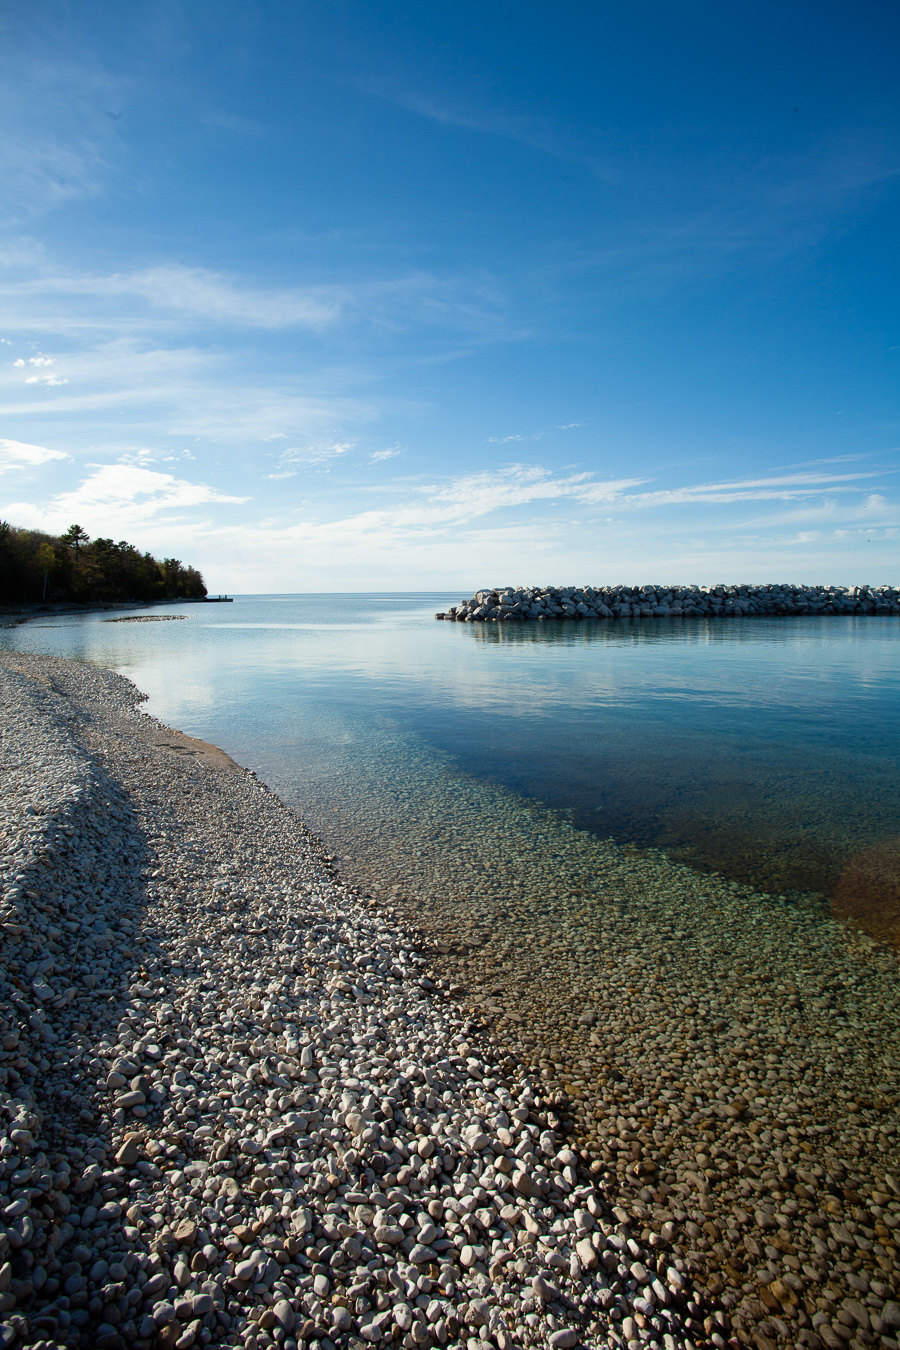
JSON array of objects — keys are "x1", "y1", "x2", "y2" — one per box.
[
  {"x1": 0, "y1": 521, "x2": 208, "y2": 606},
  {"x1": 63, "y1": 523, "x2": 89, "y2": 555}
]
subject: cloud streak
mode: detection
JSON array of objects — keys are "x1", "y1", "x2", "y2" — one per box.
[
  {"x1": 264, "y1": 441, "x2": 355, "y2": 478},
  {"x1": 10, "y1": 454, "x2": 893, "y2": 591},
  {"x1": 381, "y1": 86, "x2": 600, "y2": 171},
  {"x1": 616, "y1": 468, "x2": 892, "y2": 509},
  {"x1": 0, "y1": 437, "x2": 68, "y2": 473},
  {"x1": 0, "y1": 337, "x2": 377, "y2": 452},
  {"x1": 1, "y1": 260, "x2": 508, "y2": 340},
  {"x1": 5, "y1": 464, "x2": 247, "y2": 533},
  {"x1": 0, "y1": 42, "x2": 126, "y2": 224},
  {"x1": 159, "y1": 458, "x2": 898, "y2": 591}
]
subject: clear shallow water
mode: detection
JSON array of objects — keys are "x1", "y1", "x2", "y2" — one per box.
[
  {"x1": 8, "y1": 596, "x2": 900, "y2": 1339},
  {"x1": 4, "y1": 594, "x2": 899, "y2": 934}
]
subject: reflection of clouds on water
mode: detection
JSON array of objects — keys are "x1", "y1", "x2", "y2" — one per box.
[{"x1": 464, "y1": 613, "x2": 900, "y2": 710}]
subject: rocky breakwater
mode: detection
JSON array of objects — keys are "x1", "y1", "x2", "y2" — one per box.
[
  {"x1": 435, "y1": 585, "x2": 900, "y2": 622},
  {"x1": 0, "y1": 652, "x2": 709, "y2": 1350}
]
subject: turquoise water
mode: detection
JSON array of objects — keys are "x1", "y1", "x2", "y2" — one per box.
[{"x1": 4, "y1": 593, "x2": 900, "y2": 927}]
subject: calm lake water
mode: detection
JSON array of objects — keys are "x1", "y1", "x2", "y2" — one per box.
[
  {"x1": 4, "y1": 593, "x2": 900, "y2": 936},
  {"x1": 9, "y1": 596, "x2": 900, "y2": 1340}
]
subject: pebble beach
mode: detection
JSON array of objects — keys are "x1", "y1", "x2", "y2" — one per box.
[{"x1": 0, "y1": 652, "x2": 712, "y2": 1350}]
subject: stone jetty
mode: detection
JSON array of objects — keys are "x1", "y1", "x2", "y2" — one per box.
[
  {"x1": 435, "y1": 584, "x2": 899, "y2": 622},
  {"x1": 0, "y1": 653, "x2": 708, "y2": 1350}
]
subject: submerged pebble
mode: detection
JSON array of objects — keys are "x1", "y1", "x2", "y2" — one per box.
[{"x1": 278, "y1": 707, "x2": 900, "y2": 1350}]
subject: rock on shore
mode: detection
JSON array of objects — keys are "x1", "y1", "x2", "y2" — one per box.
[
  {"x1": 435, "y1": 585, "x2": 900, "y2": 622},
  {"x1": 0, "y1": 654, "x2": 707, "y2": 1350}
]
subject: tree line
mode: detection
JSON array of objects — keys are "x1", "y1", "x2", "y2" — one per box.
[{"x1": 0, "y1": 522, "x2": 207, "y2": 606}]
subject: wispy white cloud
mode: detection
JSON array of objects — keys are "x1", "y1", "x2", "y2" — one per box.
[
  {"x1": 250, "y1": 461, "x2": 900, "y2": 566},
  {"x1": 95, "y1": 265, "x2": 344, "y2": 329},
  {"x1": 0, "y1": 437, "x2": 68, "y2": 473},
  {"x1": 2, "y1": 259, "x2": 508, "y2": 339},
  {"x1": 82, "y1": 455, "x2": 897, "y2": 592},
  {"x1": 264, "y1": 441, "x2": 355, "y2": 479},
  {"x1": 370, "y1": 447, "x2": 402, "y2": 463},
  {"x1": 116, "y1": 447, "x2": 161, "y2": 467},
  {"x1": 419, "y1": 465, "x2": 618, "y2": 520},
  {"x1": 0, "y1": 47, "x2": 125, "y2": 224},
  {"x1": 537, "y1": 133, "x2": 900, "y2": 294},
  {"x1": 734, "y1": 491, "x2": 899, "y2": 531},
  {"x1": 487, "y1": 422, "x2": 586, "y2": 445},
  {"x1": 5, "y1": 463, "x2": 247, "y2": 534},
  {"x1": 376, "y1": 85, "x2": 604, "y2": 175},
  {"x1": 3, "y1": 339, "x2": 207, "y2": 396},
  {"x1": 171, "y1": 390, "x2": 374, "y2": 446},
  {"x1": 0, "y1": 121, "x2": 110, "y2": 225},
  {"x1": 260, "y1": 463, "x2": 894, "y2": 543},
  {"x1": 422, "y1": 464, "x2": 890, "y2": 520},
  {"x1": 778, "y1": 453, "x2": 873, "y2": 469},
  {"x1": 0, "y1": 248, "x2": 508, "y2": 482},
  {"x1": 0, "y1": 338, "x2": 375, "y2": 449},
  {"x1": 4, "y1": 264, "x2": 341, "y2": 331},
  {"x1": 616, "y1": 468, "x2": 892, "y2": 509},
  {"x1": 385, "y1": 84, "x2": 899, "y2": 287}
]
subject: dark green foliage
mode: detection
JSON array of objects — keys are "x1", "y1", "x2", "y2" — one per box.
[{"x1": 0, "y1": 522, "x2": 207, "y2": 606}]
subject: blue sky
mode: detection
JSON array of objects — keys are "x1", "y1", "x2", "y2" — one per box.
[{"x1": 1, "y1": 0, "x2": 897, "y2": 590}]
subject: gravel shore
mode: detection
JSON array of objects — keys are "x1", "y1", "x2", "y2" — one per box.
[{"x1": 0, "y1": 653, "x2": 709, "y2": 1350}]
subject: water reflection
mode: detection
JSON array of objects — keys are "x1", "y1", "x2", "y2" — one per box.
[{"x1": 3, "y1": 598, "x2": 899, "y2": 921}]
